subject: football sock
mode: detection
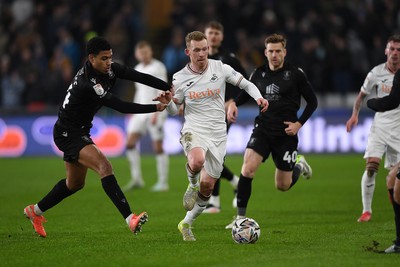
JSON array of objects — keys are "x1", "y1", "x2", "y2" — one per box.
[
  {"x1": 156, "y1": 153, "x2": 169, "y2": 185},
  {"x1": 237, "y1": 174, "x2": 253, "y2": 217},
  {"x1": 37, "y1": 178, "x2": 76, "y2": 212},
  {"x1": 101, "y1": 175, "x2": 132, "y2": 219},
  {"x1": 183, "y1": 192, "x2": 210, "y2": 224},
  {"x1": 361, "y1": 170, "x2": 375, "y2": 213},
  {"x1": 211, "y1": 179, "x2": 221, "y2": 196},
  {"x1": 208, "y1": 195, "x2": 220, "y2": 208},
  {"x1": 221, "y1": 164, "x2": 234, "y2": 181},
  {"x1": 126, "y1": 148, "x2": 144, "y2": 185},
  {"x1": 388, "y1": 188, "x2": 400, "y2": 246},
  {"x1": 186, "y1": 163, "x2": 200, "y2": 187},
  {"x1": 289, "y1": 165, "x2": 301, "y2": 188}
]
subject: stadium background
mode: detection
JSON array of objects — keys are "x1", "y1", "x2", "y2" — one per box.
[{"x1": 1, "y1": 0, "x2": 399, "y2": 157}]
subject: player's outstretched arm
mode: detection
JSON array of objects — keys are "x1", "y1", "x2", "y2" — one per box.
[{"x1": 103, "y1": 93, "x2": 164, "y2": 114}]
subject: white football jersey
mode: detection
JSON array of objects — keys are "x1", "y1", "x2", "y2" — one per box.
[
  {"x1": 134, "y1": 59, "x2": 168, "y2": 104},
  {"x1": 361, "y1": 63, "x2": 400, "y2": 128},
  {"x1": 172, "y1": 59, "x2": 246, "y2": 140}
]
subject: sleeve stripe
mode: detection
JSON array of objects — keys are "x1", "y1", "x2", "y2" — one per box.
[{"x1": 236, "y1": 76, "x2": 244, "y2": 87}]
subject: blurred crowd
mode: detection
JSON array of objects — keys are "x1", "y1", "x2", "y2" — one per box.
[{"x1": 1, "y1": 0, "x2": 399, "y2": 113}]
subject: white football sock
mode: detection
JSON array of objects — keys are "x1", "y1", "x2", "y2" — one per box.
[
  {"x1": 209, "y1": 195, "x2": 220, "y2": 208},
  {"x1": 125, "y1": 213, "x2": 133, "y2": 224},
  {"x1": 230, "y1": 175, "x2": 239, "y2": 188},
  {"x1": 186, "y1": 163, "x2": 200, "y2": 187},
  {"x1": 156, "y1": 153, "x2": 169, "y2": 185},
  {"x1": 183, "y1": 195, "x2": 209, "y2": 225},
  {"x1": 34, "y1": 204, "x2": 43, "y2": 215},
  {"x1": 126, "y1": 148, "x2": 144, "y2": 185},
  {"x1": 361, "y1": 170, "x2": 376, "y2": 213}
]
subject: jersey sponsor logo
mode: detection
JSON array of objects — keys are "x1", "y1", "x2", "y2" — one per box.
[
  {"x1": 265, "y1": 83, "x2": 281, "y2": 101},
  {"x1": 188, "y1": 88, "x2": 221, "y2": 99},
  {"x1": 93, "y1": 84, "x2": 105, "y2": 96}
]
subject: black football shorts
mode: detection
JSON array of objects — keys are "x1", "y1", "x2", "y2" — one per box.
[
  {"x1": 53, "y1": 121, "x2": 94, "y2": 162},
  {"x1": 246, "y1": 127, "x2": 298, "y2": 171}
]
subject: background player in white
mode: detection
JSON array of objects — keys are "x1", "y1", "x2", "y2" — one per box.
[
  {"x1": 154, "y1": 31, "x2": 268, "y2": 241},
  {"x1": 346, "y1": 34, "x2": 400, "y2": 222},
  {"x1": 124, "y1": 41, "x2": 169, "y2": 192}
]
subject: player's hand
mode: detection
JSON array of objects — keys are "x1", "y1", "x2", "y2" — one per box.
[
  {"x1": 153, "y1": 90, "x2": 172, "y2": 104},
  {"x1": 156, "y1": 102, "x2": 167, "y2": 111},
  {"x1": 227, "y1": 101, "x2": 238, "y2": 123},
  {"x1": 284, "y1": 121, "x2": 302, "y2": 136},
  {"x1": 257, "y1": 98, "x2": 269, "y2": 112},
  {"x1": 345, "y1": 115, "x2": 358, "y2": 132}
]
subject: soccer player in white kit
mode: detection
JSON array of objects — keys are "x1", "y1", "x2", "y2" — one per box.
[
  {"x1": 154, "y1": 31, "x2": 269, "y2": 241},
  {"x1": 124, "y1": 41, "x2": 169, "y2": 192},
  {"x1": 346, "y1": 35, "x2": 400, "y2": 222}
]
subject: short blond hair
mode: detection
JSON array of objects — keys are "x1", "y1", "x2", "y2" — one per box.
[
  {"x1": 265, "y1": 33, "x2": 286, "y2": 48},
  {"x1": 185, "y1": 31, "x2": 207, "y2": 48}
]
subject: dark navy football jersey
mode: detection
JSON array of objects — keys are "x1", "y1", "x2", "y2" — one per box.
[
  {"x1": 58, "y1": 61, "x2": 169, "y2": 129},
  {"x1": 248, "y1": 62, "x2": 317, "y2": 136}
]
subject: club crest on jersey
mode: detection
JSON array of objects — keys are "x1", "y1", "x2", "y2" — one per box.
[
  {"x1": 210, "y1": 74, "x2": 218, "y2": 82},
  {"x1": 93, "y1": 83, "x2": 105, "y2": 96},
  {"x1": 283, "y1": 71, "x2": 291, "y2": 80}
]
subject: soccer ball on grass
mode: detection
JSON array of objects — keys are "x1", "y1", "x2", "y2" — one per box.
[{"x1": 231, "y1": 217, "x2": 261, "y2": 244}]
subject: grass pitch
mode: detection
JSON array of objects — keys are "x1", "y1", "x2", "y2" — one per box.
[{"x1": 0, "y1": 154, "x2": 399, "y2": 266}]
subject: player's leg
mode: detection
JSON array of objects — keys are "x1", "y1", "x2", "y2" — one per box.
[
  {"x1": 272, "y1": 135, "x2": 303, "y2": 191},
  {"x1": 24, "y1": 127, "x2": 89, "y2": 237},
  {"x1": 357, "y1": 158, "x2": 380, "y2": 222},
  {"x1": 225, "y1": 148, "x2": 263, "y2": 229},
  {"x1": 23, "y1": 162, "x2": 85, "y2": 238},
  {"x1": 385, "y1": 168, "x2": 400, "y2": 253},
  {"x1": 125, "y1": 115, "x2": 147, "y2": 190},
  {"x1": 125, "y1": 132, "x2": 144, "y2": 190},
  {"x1": 80, "y1": 144, "x2": 147, "y2": 234},
  {"x1": 149, "y1": 116, "x2": 169, "y2": 192},
  {"x1": 179, "y1": 149, "x2": 221, "y2": 241}
]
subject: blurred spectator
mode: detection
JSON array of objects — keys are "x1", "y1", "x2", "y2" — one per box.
[
  {"x1": 162, "y1": 26, "x2": 187, "y2": 82},
  {"x1": 0, "y1": 54, "x2": 25, "y2": 109},
  {"x1": 1, "y1": 0, "x2": 400, "y2": 111}
]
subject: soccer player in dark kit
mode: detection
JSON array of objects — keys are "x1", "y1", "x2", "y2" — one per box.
[
  {"x1": 225, "y1": 33, "x2": 318, "y2": 229},
  {"x1": 23, "y1": 37, "x2": 171, "y2": 237},
  {"x1": 367, "y1": 69, "x2": 400, "y2": 254}
]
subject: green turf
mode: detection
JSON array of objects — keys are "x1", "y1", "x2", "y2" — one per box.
[{"x1": 0, "y1": 154, "x2": 399, "y2": 266}]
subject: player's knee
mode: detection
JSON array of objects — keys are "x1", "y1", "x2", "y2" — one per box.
[
  {"x1": 188, "y1": 159, "x2": 204, "y2": 173},
  {"x1": 241, "y1": 164, "x2": 256, "y2": 178},
  {"x1": 275, "y1": 181, "x2": 290, "y2": 192},
  {"x1": 366, "y1": 161, "x2": 379, "y2": 177},
  {"x1": 67, "y1": 180, "x2": 85, "y2": 192}
]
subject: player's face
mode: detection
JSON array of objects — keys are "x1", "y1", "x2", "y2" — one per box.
[
  {"x1": 186, "y1": 39, "x2": 209, "y2": 70},
  {"x1": 135, "y1": 46, "x2": 152, "y2": 65},
  {"x1": 205, "y1": 27, "x2": 223, "y2": 49},
  {"x1": 265, "y1": 42, "x2": 286, "y2": 70},
  {"x1": 385, "y1": 41, "x2": 400, "y2": 69},
  {"x1": 89, "y1": 49, "x2": 113, "y2": 74}
]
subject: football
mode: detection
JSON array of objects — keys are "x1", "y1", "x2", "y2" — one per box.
[{"x1": 231, "y1": 217, "x2": 261, "y2": 244}]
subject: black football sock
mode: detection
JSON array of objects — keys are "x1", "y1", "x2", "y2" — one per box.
[
  {"x1": 37, "y1": 179, "x2": 76, "y2": 212},
  {"x1": 211, "y1": 179, "x2": 221, "y2": 197},
  {"x1": 237, "y1": 174, "x2": 253, "y2": 217},
  {"x1": 102, "y1": 175, "x2": 132, "y2": 219},
  {"x1": 221, "y1": 164, "x2": 234, "y2": 181},
  {"x1": 290, "y1": 165, "x2": 301, "y2": 188}
]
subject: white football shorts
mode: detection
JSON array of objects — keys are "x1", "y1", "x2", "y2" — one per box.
[
  {"x1": 180, "y1": 131, "x2": 226, "y2": 179},
  {"x1": 126, "y1": 111, "x2": 167, "y2": 141},
  {"x1": 364, "y1": 123, "x2": 400, "y2": 169}
]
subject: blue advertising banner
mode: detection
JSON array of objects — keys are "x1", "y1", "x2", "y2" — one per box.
[{"x1": 0, "y1": 107, "x2": 373, "y2": 157}]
